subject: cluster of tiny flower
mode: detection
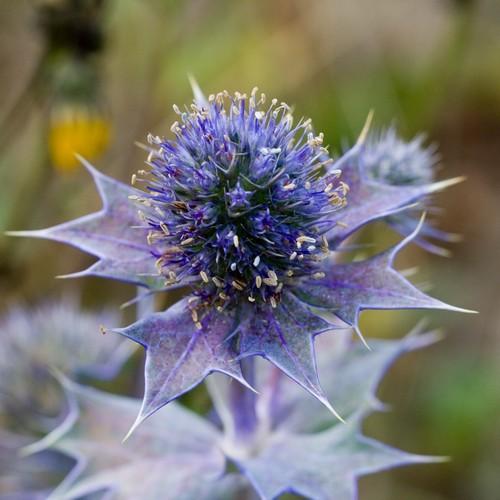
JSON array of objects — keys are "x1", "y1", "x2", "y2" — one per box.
[
  {"x1": 132, "y1": 89, "x2": 348, "y2": 314},
  {"x1": 363, "y1": 127, "x2": 436, "y2": 186}
]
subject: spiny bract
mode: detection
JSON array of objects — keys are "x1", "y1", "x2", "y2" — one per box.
[{"x1": 136, "y1": 89, "x2": 348, "y2": 311}]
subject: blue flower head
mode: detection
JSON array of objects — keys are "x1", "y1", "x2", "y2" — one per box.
[
  {"x1": 363, "y1": 127, "x2": 436, "y2": 186},
  {"x1": 358, "y1": 127, "x2": 462, "y2": 255},
  {"x1": 0, "y1": 297, "x2": 131, "y2": 430},
  {"x1": 140, "y1": 89, "x2": 347, "y2": 312}
]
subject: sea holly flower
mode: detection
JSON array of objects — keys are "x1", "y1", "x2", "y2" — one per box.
[
  {"x1": 10, "y1": 86, "x2": 471, "y2": 433},
  {"x1": 0, "y1": 296, "x2": 132, "y2": 432},
  {"x1": 363, "y1": 127, "x2": 436, "y2": 186},
  {"x1": 336, "y1": 127, "x2": 462, "y2": 255},
  {"x1": 24, "y1": 329, "x2": 441, "y2": 500}
]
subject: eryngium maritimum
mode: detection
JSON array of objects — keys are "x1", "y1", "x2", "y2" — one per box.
[
  {"x1": 0, "y1": 297, "x2": 131, "y2": 430},
  {"x1": 360, "y1": 127, "x2": 461, "y2": 255},
  {"x1": 10, "y1": 84, "x2": 471, "y2": 433},
  {"x1": 363, "y1": 127, "x2": 436, "y2": 186},
  {"x1": 138, "y1": 89, "x2": 347, "y2": 311}
]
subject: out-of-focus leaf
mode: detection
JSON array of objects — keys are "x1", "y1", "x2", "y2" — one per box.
[
  {"x1": 236, "y1": 415, "x2": 438, "y2": 500},
  {"x1": 0, "y1": 430, "x2": 74, "y2": 500},
  {"x1": 28, "y1": 381, "x2": 233, "y2": 500},
  {"x1": 273, "y1": 331, "x2": 441, "y2": 433}
]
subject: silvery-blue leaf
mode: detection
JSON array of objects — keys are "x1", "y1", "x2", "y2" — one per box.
[
  {"x1": 0, "y1": 431, "x2": 74, "y2": 500},
  {"x1": 27, "y1": 333, "x2": 447, "y2": 500},
  {"x1": 236, "y1": 415, "x2": 440, "y2": 500},
  {"x1": 113, "y1": 298, "x2": 250, "y2": 437},
  {"x1": 295, "y1": 219, "x2": 472, "y2": 345},
  {"x1": 272, "y1": 330, "x2": 441, "y2": 433},
  {"x1": 7, "y1": 158, "x2": 165, "y2": 290},
  {"x1": 327, "y1": 148, "x2": 462, "y2": 247},
  {"x1": 386, "y1": 211, "x2": 461, "y2": 257},
  {"x1": 239, "y1": 292, "x2": 343, "y2": 421},
  {"x1": 25, "y1": 381, "x2": 229, "y2": 500}
]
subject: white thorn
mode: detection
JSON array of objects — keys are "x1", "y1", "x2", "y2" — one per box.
[{"x1": 356, "y1": 109, "x2": 374, "y2": 146}]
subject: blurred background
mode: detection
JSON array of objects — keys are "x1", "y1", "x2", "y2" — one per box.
[{"x1": 0, "y1": 0, "x2": 498, "y2": 499}]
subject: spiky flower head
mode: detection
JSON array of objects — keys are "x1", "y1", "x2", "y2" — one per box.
[
  {"x1": 0, "y1": 297, "x2": 131, "y2": 428},
  {"x1": 357, "y1": 127, "x2": 462, "y2": 256},
  {"x1": 138, "y1": 89, "x2": 348, "y2": 311},
  {"x1": 362, "y1": 127, "x2": 437, "y2": 186}
]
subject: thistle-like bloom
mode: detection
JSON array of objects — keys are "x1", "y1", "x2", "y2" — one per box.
[
  {"x1": 11, "y1": 86, "x2": 471, "y2": 434},
  {"x1": 359, "y1": 127, "x2": 461, "y2": 255},
  {"x1": 141, "y1": 89, "x2": 347, "y2": 309},
  {"x1": 363, "y1": 128, "x2": 436, "y2": 186},
  {"x1": 0, "y1": 297, "x2": 132, "y2": 431}
]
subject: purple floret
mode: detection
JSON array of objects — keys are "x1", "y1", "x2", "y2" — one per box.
[{"x1": 138, "y1": 90, "x2": 347, "y2": 308}]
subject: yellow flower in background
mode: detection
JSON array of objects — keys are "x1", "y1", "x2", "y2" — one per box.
[{"x1": 48, "y1": 105, "x2": 111, "y2": 173}]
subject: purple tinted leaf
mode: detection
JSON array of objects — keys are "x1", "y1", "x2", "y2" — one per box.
[
  {"x1": 327, "y1": 148, "x2": 462, "y2": 246},
  {"x1": 59, "y1": 256, "x2": 156, "y2": 287},
  {"x1": 237, "y1": 416, "x2": 440, "y2": 500},
  {"x1": 224, "y1": 328, "x2": 444, "y2": 499},
  {"x1": 26, "y1": 381, "x2": 229, "y2": 500},
  {"x1": 54, "y1": 457, "x2": 224, "y2": 500},
  {"x1": 0, "y1": 431, "x2": 73, "y2": 499},
  {"x1": 274, "y1": 330, "x2": 441, "y2": 433},
  {"x1": 295, "y1": 219, "x2": 471, "y2": 344},
  {"x1": 239, "y1": 292, "x2": 343, "y2": 421},
  {"x1": 386, "y1": 212, "x2": 461, "y2": 257},
  {"x1": 8, "y1": 158, "x2": 164, "y2": 289},
  {"x1": 113, "y1": 298, "x2": 250, "y2": 437}
]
